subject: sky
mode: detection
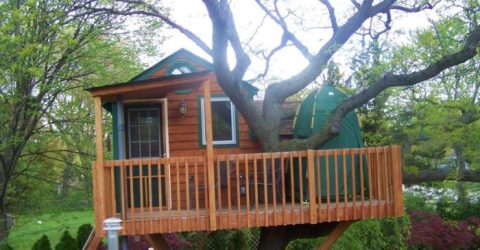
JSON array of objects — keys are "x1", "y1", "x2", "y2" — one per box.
[{"x1": 146, "y1": 1, "x2": 438, "y2": 85}]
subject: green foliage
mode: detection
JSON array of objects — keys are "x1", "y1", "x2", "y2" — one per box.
[
  {"x1": 55, "y1": 231, "x2": 78, "y2": 250},
  {"x1": 404, "y1": 193, "x2": 434, "y2": 212},
  {"x1": 287, "y1": 217, "x2": 410, "y2": 250},
  {"x1": 8, "y1": 210, "x2": 93, "y2": 250},
  {"x1": 0, "y1": 241, "x2": 13, "y2": 250},
  {"x1": 32, "y1": 234, "x2": 52, "y2": 250},
  {"x1": 286, "y1": 237, "x2": 323, "y2": 250},
  {"x1": 205, "y1": 229, "x2": 259, "y2": 250},
  {"x1": 333, "y1": 217, "x2": 410, "y2": 250},
  {"x1": 436, "y1": 197, "x2": 480, "y2": 220},
  {"x1": 75, "y1": 224, "x2": 92, "y2": 250}
]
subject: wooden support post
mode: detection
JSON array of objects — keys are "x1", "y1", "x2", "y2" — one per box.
[
  {"x1": 146, "y1": 234, "x2": 170, "y2": 250},
  {"x1": 391, "y1": 145, "x2": 404, "y2": 216},
  {"x1": 203, "y1": 80, "x2": 217, "y2": 230},
  {"x1": 94, "y1": 97, "x2": 106, "y2": 236},
  {"x1": 307, "y1": 150, "x2": 317, "y2": 224},
  {"x1": 317, "y1": 221, "x2": 353, "y2": 250}
]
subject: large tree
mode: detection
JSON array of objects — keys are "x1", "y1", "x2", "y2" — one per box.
[{"x1": 82, "y1": 0, "x2": 480, "y2": 248}]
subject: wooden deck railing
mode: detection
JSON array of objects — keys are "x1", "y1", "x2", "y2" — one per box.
[{"x1": 92, "y1": 146, "x2": 403, "y2": 235}]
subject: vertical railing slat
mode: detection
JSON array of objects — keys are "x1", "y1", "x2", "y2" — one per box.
[
  {"x1": 316, "y1": 151, "x2": 322, "y2": 222},
  {"x1": 245, "y1": 154, "x2": 251, "y2": 228},
  {"x1": 128, "y1": 162, "x2": 135, "y2": 235},
  {"x1": 342, "y1": 149, "x2": 348, "y2": 221},
  {"x1": 351, "y1": 149, "x2": 357, "y2": 220},
  {"x1": 280, "y1": 153, "x2": 286, "y2": 225},
  {"x1": 359, "y1": 149, "x2": 365, "y2": 219},
  {"x1": 235, "y1": 155, "x2": 241, "y2": 227},
  {"x1": 334, "y1": 150, "x2": 339, "y2": 221},
  {"x1": 271, "y1": 153, "x2": 277, "y2": 225},
  {"x1": 391, "y1": 146, "x2": 403, "y2": 216},
  {"x1": 375, "y1": 148, "x2": 382, "y2": 217},
  {"x1": 262, "y1": 154, "x2": 269, "y2": 226},
  {"x1": 289, "y1": 153, "x2": 295, "y2": 223},
  {"x1": 139, "y1": 159, "x2": 145, "y2": 235},
  {"x1": 157, "y1": 159, "x2": 163, "y2": 232},
  {"x1": 120, "y1": 162, "x2": 126, "y2": 233},
  {"x1": 254, "y1": 156, "x2": 259, "y2": 227},
  {"x1": 307, "y1": 150, "x2": 317, "y2": 224},
  {"x1": 298, "y1": 153, "x2": 304, "y2": 224},
  {"x1": 325, "y1": 150, "x2": 331, "y2": 222}
]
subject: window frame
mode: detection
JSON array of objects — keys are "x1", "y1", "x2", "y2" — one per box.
[
  {"x1": 199, "y1": 96, "x2": 239, "y2": 147},
  {"x1": 165, "y1": 62, "x2": 196, "y2": 75},
  {"x1": 125, "y1": 106, "x2": 162, "y2": 159}
]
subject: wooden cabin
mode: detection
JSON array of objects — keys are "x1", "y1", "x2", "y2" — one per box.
[{"x1": 85, "y1": 49, "x2": 404, "y2": 249}]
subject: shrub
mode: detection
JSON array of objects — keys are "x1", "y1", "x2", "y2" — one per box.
[
  {"x1": 404, "y1": 192, "x2": 432, "y2": 212},
  {"x1": 0, "y1": 241, "x2": 13, "y2": 250},
  {"x1": 76, "y1": 224, "x2": 93, "y2": 249},
  {"x1": 32, "y1": 234, "x2": 52, "y2": 250},
  {"x1": 55, "y1": 231, "x2": 78, "y2": 250},
  {"x1": 408, "y1": 210, "x2": 480, "y2": 250},
  {"x1": 436, "y1": 197, "x2": 480, "y2": 220}
]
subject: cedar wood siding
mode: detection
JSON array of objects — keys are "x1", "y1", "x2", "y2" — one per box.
[{"x1": 131, "y1": 55, "x2": 261, "y2": 209}]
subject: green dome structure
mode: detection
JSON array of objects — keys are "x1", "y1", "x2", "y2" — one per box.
[
  {"x1": 290, "y1": 85, "x2": 366, "y2": 200},
  {"x1": 293, "y1": 84, "x2": 363, "y2": 147}
]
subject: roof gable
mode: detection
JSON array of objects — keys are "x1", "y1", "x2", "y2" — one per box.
[
  {"x1": 129, "y1": 48, "x2": 259, "y2": 95},
  {"x1": 130, "y1": 48, "x2": 213, "y2": 81}
]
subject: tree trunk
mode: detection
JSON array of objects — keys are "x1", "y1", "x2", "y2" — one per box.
[{"x1": 454, "y1": 145, "x2": 468, "y2": 204}]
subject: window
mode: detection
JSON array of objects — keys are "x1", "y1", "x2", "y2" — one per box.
[
  {"x1": 166, "y1": 62, "x2": 195, "y2": 75},
  {"x1": 200, "y1": 97, "x2": 237, "y2": 146},
  {"x1": 127, "y1": 108, "x2": 161, "y2": 158}
]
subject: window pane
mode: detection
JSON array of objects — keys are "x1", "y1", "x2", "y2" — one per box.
[
  {"x1": 140, "y1": 142, "x2": 150, "y2": 157},
  {"x1": 211, "y1": 101, "x2": 233, "y2": 141},
  {"x1": 130, "y1": 126, "x2": 139, "y2": 141},
  {"x1": 130, "y1": 142, "x2": 140, "y2": 157},
  {"x1": 128, "y1": 108, "x2": 161, "y2": 158},
  {"x1": 150, "y1": 142, "x2": 160, "y2": 157}
]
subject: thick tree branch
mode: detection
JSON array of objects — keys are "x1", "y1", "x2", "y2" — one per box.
[
  {"x1": 299, "y1": 25, "x2": 480, "y2": 150},
  {"x1": 319, "y1": 0, "x2": 338, "y2": 31},
  {"x1": 403, "y1": 168, "x2": 480, "y2": 185}
]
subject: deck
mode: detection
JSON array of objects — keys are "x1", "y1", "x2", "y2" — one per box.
[{"x1": 92, "y1": 146, "x2": 403, "y2": 236}]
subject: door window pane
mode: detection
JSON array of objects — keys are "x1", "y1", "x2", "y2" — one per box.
[{"x1": 128, "y1": 108, "x2": 161, "y2": 158}]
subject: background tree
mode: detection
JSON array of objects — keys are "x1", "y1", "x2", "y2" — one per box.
[{"x1": 0, "y1": 0, "x2": 160, "y2": 239}]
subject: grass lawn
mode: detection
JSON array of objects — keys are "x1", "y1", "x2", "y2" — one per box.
[{"x1": 7, "y1": 210, "x2": 93, "y2": 249}]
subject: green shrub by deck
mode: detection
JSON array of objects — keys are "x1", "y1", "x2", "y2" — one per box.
[
  {"x1": 76, "y1": 224, "x2": 93, "y2": 249},
  {"x1": 32, "y1": 234, "x2": 52, "y2": 250},
  {"x1": 55, "y1": 231, "x2": 78, "y2": 250}
]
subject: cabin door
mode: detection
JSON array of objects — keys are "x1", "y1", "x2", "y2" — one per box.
[{"x1": 123, "y1": 105, "x2": 167, "y2": 209}]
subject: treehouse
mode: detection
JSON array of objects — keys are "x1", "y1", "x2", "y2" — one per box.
[{"x1": 85, "y1": 49, "x2": 404, "y2": 249}]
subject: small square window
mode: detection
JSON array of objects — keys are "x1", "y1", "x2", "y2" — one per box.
[{"x1": 200, "y1": 97, "x2": 237, "y2": 146}]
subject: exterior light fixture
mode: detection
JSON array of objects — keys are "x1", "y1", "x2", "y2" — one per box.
[{"x1": 179, "y1": 100, "x2": 188, "y2": 117}]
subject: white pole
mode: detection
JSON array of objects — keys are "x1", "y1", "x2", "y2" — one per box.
[{"x1": 103, "y1": 218, "x2": 122, "y2": 250}]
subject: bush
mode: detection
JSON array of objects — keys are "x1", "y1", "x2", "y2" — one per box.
[
  {"x1": 32, "y1": 234, "x2": 52, "y2": 250},
  {"x1": 404, "y1": 193, "x2": 432, "y2": 212},
  {"x1": 436, "y1": 197, "x2": 480, "y2": 220},
  {"x1": 408, "y1": 210, "x2": 480, "y2": 249},
  {"x1": 0, "y1": 242, "x2": 13, "y2": 250},
  {"x1": 55, "y1": 231, "x2": 78, "y2": 250},
  {"x1": 76, "y1": 224, "x2": 92, "y2": 249}
]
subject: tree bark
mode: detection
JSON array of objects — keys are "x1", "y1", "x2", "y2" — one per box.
[{"x1": 403, "y1": 168, "x2": 480, "y2": 185}]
